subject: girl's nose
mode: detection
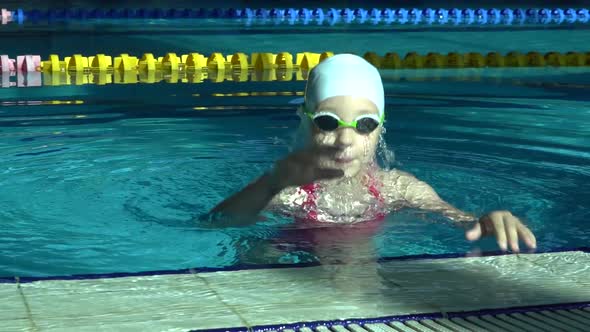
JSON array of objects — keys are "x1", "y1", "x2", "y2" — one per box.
[{"x1": 335, "y1": 127, "x2": 355, "y2": 148}]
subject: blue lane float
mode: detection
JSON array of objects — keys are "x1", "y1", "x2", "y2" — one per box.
[{"x1": 1, "y1": 7, "x2": 589, "y2": 25}]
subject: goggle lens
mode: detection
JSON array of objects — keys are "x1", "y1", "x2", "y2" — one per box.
[{"x1": 311, "y1": 114, "x2": 381, "y2": 134}]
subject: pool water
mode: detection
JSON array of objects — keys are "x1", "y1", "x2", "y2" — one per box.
[
  {"x1": 1, "y1": 17, "x2": 590, "y2": 277},
  {"x1": 1, "y1": 67, "x2": 589, "y2": 277}
]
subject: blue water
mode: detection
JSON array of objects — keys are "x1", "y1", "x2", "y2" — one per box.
[
  {"x1": 1, "y1": 20, "x2": 589, "y2": 277},
  {"x1": 1, "y1": 71, "x2": 589, "y2": 277}
]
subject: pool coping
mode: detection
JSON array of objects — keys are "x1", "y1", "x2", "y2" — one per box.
[
  {"x1": 192, "y1": 301, "x2": 590, "y2": 332},
  {"x1": 2, "y1": 246, "x2": 589, "y2": 283}
]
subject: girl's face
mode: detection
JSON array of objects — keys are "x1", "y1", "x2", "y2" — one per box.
[{"x1": 309, "y1": 96, "x2": 382, "y2": 178}]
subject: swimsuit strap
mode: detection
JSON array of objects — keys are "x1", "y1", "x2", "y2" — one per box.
[
  {"x1": 299, "y1": 183, "x2": 320, "y2": 221},
  {"x1": 366, "y1": 173, "x2": 384, "y2": 202},
  {"x1": 366, "y1": 173, "x2": 386, "y2": 220}
]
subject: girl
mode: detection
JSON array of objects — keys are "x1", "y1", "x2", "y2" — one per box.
[{"x1": 209, "y1": 54, "x2": 536, "y2": 255}]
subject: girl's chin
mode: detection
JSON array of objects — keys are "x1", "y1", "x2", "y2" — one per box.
[{"x1": 342, "y1": 164, "x2": 362, "y2": 178}]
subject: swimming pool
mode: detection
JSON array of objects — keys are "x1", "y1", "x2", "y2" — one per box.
[
  {"x1": 1, "y1": 10, "x2": 590, "y2": 278},
  {"x1": 1, "y1": 70, "x2": 588, "y2": 277},
  {"x1": 1, "y1": 7, "x2": 590, "y2": 331}
]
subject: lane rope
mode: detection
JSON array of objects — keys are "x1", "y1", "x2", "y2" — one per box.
[
  {"x1": 1, "y1": 51, "x2": 588, "y2": 87},
  {"x1": 1, "y1": 8, "x2": 589, "y2": 25}
]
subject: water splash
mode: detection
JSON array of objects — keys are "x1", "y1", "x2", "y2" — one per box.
[{"x1": 377, "y1": 126, "x2": 396, "y2": 170}]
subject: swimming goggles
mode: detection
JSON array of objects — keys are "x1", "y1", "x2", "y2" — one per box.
[{"x1": 305, "y1": 111, "x2": 384, "y2": 134}]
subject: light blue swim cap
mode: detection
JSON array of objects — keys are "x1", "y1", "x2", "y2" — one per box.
[{"x1": 304, "y1": 54, "x2": 385, "y2": 117}]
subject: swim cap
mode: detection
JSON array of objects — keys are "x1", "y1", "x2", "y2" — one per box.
[{"x1": 304, "y1": 54, "x2": 384, "y2": 117}]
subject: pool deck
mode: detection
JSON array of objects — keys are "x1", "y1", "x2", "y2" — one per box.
[{"x1": 1, "y1": 249, "x2": 589, "y2": 331}]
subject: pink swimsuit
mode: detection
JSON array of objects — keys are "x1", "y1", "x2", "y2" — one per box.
[
  {"x1": 297, "y1": 173, "x2": 386, "y2": 222},
  {"x1": 278, "y1": 175, "x2": 387, "y2": 248}
]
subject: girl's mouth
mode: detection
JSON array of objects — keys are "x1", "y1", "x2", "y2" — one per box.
[{"x1": 335, "y1": 157, "x2": 355, "y2": 164}]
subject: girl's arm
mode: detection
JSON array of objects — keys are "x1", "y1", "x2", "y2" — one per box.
[
  {"x1": 206, "y1": 145, "x2": 344, "y2": 227},
  {"x1": 387, "y1": 170, "x2": 476, "y2": 222},
  {"x1": 386, "y1": 170, "x2": 536, "y2": 252},
  {"x1": 207, "y1": 173, "x2": 282, "y2": 227}
]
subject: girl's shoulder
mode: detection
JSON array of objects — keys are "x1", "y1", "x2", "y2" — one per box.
[
  {"x1": 372, "y1": 168, "x2": 419, "y2": 203},
  {"x1": 373, "y1": 168, "x2": 416, "y2": 185},
  {"x1": 381, "y1": 168, "x2": 417, "y2": 184}
]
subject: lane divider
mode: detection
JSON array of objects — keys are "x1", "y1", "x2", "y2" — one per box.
[
  {"x1": 2, "y1": 67, "x2": 588, "y2": 88},
  {"x1": 1, "y1": 51, "x2": 589, "y2": 73},
  {"x1": 1, "y1": 8, "x2": 589, "y2": 25},
  {"x1": 1, "y1": 51, "x2": 589, "y2": 87}
]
